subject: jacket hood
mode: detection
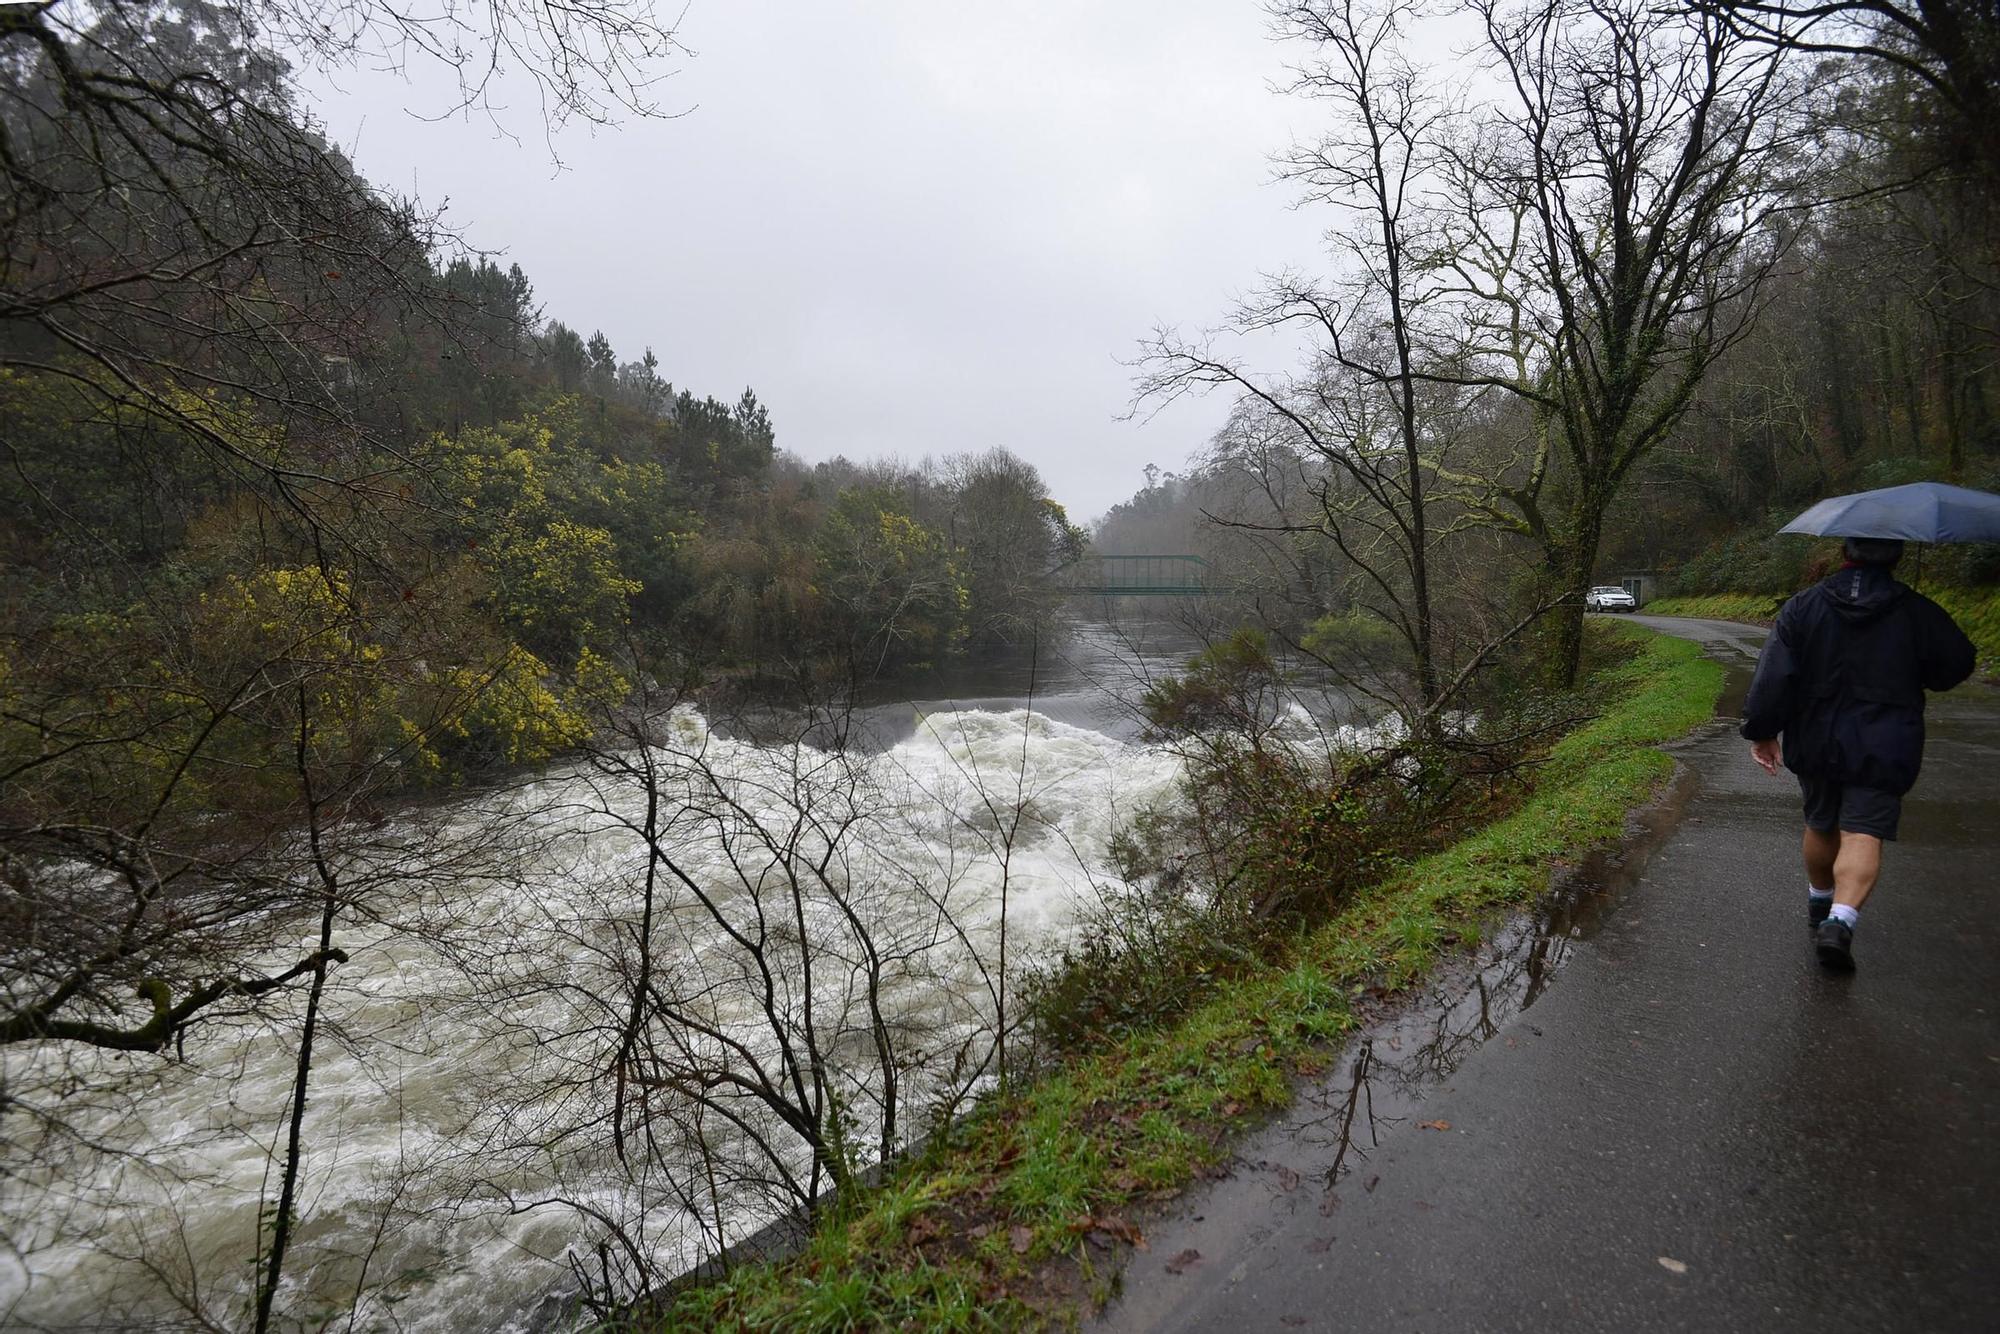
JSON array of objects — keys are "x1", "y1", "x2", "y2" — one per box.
[{"x1": 1823, "y1": 564, "x2": 1908, "y2": 624}]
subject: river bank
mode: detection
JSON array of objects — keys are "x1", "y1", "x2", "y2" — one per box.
[
  {"x1": 633, "y1": 624, "x2": 1724, "y2": 1330},
  {"x1": 0, "y1": 622, "x2": 1715, "y2": 1331},
  {"x1": 1, "y1": 618, "x2": 1376, "y2": 1332}
]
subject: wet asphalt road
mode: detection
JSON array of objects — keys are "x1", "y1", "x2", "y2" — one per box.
[{"x1": 1095, "y1": 615, "x2": 2000, "y2": 1334}]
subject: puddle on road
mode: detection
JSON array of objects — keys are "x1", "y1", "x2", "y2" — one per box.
[
  {"x1": 1091, "y1": 657, "x2": 1752, "y2": 1333},
  {"x1": 1315, "y1": 756, "x2": 1699, "y2": 1181},
  {"x1": 1092, "y1": 760, "x2": 1705, "y2": 1332}
]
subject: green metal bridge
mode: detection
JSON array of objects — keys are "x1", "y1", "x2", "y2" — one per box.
[{"x1": 1061, "y1": 554, "x2": 1213, "y2": 597}]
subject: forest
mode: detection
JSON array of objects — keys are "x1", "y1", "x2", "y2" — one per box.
[{"x1": 3, "y1": 0, "x2": 1997, "y2": 1329}]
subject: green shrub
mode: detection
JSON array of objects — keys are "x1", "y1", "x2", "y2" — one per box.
[
  {"x1": 1931, "y1": 587, "x2": 2000, "y2": 677},
  {"x1": 1019, "y1": 869, "x2": 1256, "y2": 1053},
  {"x1": 1669, "y1": 526, "x2": 1824, "y2": 596},
  {"x1": 1137, "y1": 627, "x2": 1283, "y2": 739},
  {"x1": 1027, "y1": 623, "x2": 1590, "y2": 1058},
  {"x1": 1302, "y1": 607, "x2": 1407, "y2": 666}
]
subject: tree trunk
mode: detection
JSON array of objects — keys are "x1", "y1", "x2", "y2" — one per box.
[{"x1": 1548, "y1": 501, "x2": 1607, "y2": 690}]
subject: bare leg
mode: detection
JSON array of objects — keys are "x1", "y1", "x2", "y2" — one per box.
[
  {"x1": 1802, "y1": 827, "x2": 1838, "y2": 891},
  {"x1": 1833, "y1": 832, "x2": 1883, "y2": 910}
]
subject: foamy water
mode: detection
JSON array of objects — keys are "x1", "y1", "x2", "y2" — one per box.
[{"x1": 1, "y1": 702, "x2": 1187, "y2": 1331}]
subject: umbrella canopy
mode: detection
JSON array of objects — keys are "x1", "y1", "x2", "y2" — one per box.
[{"x1": 1779, "y1": 481, "x2": 2000, "y2": 543}]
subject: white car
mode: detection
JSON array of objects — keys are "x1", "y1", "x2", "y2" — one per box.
[{"x1": 1586, "y1": 585, "x2": 1638, "y2": 612}]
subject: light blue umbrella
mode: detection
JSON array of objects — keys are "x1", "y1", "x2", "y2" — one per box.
[{"x1": 1779, "y1": 481, "x2": 2000, "y2": 543}]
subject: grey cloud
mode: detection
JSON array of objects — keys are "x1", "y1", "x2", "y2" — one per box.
[{"x1": 309, "y1": 1, "x2": 1328, "y2": 521}]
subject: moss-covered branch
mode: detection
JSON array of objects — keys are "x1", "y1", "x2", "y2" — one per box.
[{"x1": 0, "y1": 948, "x2": 350, "y2": 1051}]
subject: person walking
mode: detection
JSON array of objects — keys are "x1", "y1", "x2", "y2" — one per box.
[{"x1": 1740, "y1": 537, "x2": 1976, "y2": 971}]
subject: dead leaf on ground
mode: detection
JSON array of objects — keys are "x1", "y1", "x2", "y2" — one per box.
[
  {"x1": 1276, "y1": 1164, "x2": 1300, "y2": 1192},
  {"x1": 1305, "y1": 1235, "x2": 1336, "y2": 1254},
  {"x1": 1364, "y1": 1175, "x2": 1380, "y2": 1193},
  {"x1": 1009, "y1": 1224, "x2": 1034, "y2": 1255},
  {"x1": 1087, "y1": 1215, "x2": 1147, "y2": 1250},
  {"x1": 1658, "y1": 1256, "x2": 1689, "y2": 1275},
  {"x1": 1220, "y1": 1101, "x2": 1242, "y2": 1117},
  {"x1": 968, "y1": 1222, "x2": 993, "y2": 1240},
  {"x1": 1164, "y1": 1248, "x2": 1203, "y2": 1275},
  {"x1": 1419, "y1": 1119, "x2": 1452, "y2": 1131}
]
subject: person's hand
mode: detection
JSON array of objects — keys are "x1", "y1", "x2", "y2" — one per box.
[{"x1": 1750, "y1": 737, "x2": 1782, "y2": 777}]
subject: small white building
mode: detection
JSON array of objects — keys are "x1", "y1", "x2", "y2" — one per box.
[{"x1": 1618, "y1": 574, "x2": 1661, "y2": 607}]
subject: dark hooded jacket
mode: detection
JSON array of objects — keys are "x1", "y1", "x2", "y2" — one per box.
[{"x1": 1740, "y1": 564, "x2": 1976, "y2": 794}]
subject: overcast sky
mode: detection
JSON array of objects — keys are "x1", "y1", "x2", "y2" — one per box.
[{"x1": 306, "y1": 3, "x2": 1333, "y2": 523}]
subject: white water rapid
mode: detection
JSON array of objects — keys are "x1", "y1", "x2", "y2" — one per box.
[{"x1": 2, "y1": 628, "x2": 1218, "y2": 1332}]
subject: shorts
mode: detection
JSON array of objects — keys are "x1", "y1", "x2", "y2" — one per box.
[{"x1": 1798, "y1": 776, "x2": 1901, "y2": 841}]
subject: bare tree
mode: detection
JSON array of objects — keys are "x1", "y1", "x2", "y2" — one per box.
[
  {"x1": 2, "y1": 4, "x2": 688, "y2": 1320},
  {"x1": 1701, "y1": 1, "x2": 2000, "y2": 181},
  {"x1": 1435, "y1": 0, "x2": 1814, "y2": 684},
  {"x1": 1135, "y1": 1, "x2": 1587, "y2": 733},
  {"x1": 1137, "y1": 0, "x2": 1476, "y2": 733},
  {"x1": 0, "y1": 629, "x2": 534, "y2": 1328},
  {"x1": 416, "y1": 664, "x2": 1023, "y2": 1315}
]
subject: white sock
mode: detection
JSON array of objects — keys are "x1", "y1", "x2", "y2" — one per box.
[
  {"x1": 1829, "y1": 903, "x2": 1859, "y2": 929},
  {"x1": 1808, "y1": 885, "x2": 1834, "y2": 901}
]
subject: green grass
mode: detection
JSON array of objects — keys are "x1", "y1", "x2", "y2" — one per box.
[
  {"x1": 1640, "y1": 592, "x2": 1782, "y2": 624},
  {"x1": 628, "y1": 626, "x2": 1724, "y2": 1332},
  {"x1": 1929, "y1": 587, "x2": 2000, "y2": 678},
  {"x1": 1647, "y1": 586, "x2": 2000, "y2": 678}
]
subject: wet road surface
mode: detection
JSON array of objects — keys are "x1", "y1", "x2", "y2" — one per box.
[{"x1": 1094, "y1": 615, "x2": 2000, "y2": 1334}]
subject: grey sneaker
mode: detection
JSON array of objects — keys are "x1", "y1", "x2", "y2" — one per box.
[
  {"x1": 1809, "y1": 895, "x2": 1833, "y2": 930},
  {"x1": 1815, "y1": 918, "x2": 1855, "y2": 972}
]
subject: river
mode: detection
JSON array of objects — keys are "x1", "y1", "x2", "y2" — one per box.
[{"x1": 0, "y1": 619, "x2": 1356, "y2": 1332}]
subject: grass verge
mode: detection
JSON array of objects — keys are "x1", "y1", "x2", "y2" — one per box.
[
  {"x1": 1646, "y1": 586, "x2": 2000, "y2": 678},
  {"x1": 627, "y1": 626, "x2": 1723, "y2": 1332},
  {"x1": 1929, "y1": 587, "x2": 2000, "y2": 678},
  {"x1": 1638, "y1": 593, "x2": 1780, "y2": 624}
]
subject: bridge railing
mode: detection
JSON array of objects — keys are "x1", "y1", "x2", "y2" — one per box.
[{"x1": 1060, "y1": 554, "x2": 1212, "y2": 597}]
